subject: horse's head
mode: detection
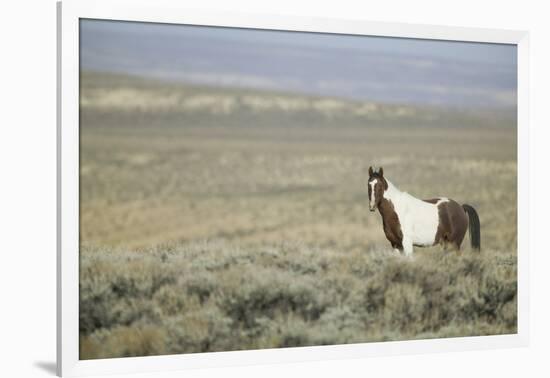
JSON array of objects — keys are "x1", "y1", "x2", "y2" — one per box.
[{"x1": 368, "y1": 166, "x2": 388, "y2": 212}]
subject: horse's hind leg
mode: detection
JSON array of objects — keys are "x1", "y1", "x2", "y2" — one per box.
[
  {"x1": 450, "y1": 229, "x2": 466, "y2": 256},
  {"x1": 438, "y1": 238, "x2": 451, "y2": 254},
  {"x1": 439, "y1": 238, "x2": 460, "y2": 255},
  {"x1": 451, "y1": 242, "x2": 462, "y2": 256}
]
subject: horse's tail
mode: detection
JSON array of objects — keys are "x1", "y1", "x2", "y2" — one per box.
[{"x1": 462, "y1": 204, "x2": 480, "y2": 251}]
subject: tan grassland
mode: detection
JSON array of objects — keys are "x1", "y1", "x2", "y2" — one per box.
[{"x1": 79, "y1": 72, "x2": 517, "y2": 359}]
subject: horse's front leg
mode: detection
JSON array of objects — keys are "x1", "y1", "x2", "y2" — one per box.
[
  {"x1": 390, "y1": 240, "x2": 404, "y2": 255},
  {"x1": 402, "y1": 235, "x2": 414, "y2": 257}
]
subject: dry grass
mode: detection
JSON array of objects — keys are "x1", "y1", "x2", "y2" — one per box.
[
  {"x1": 79, "y1": 71, "x2": 517, "y2": 359},
  {"x1": 80, "y1": 242, "x2": 516, "y2": 359}
]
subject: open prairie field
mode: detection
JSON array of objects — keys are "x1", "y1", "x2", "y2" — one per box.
[{"x1": 79, "y1": 72, "x2": 517, "y2": 359}]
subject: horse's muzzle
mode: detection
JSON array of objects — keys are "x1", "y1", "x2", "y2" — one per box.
[{"x1": 369, "y1": 207, "x2": 376, "y2": 212}]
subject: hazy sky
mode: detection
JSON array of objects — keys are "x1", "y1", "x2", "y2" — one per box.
[{"x1": 80, "y1": 19, "x2": 517, "y2": 108}]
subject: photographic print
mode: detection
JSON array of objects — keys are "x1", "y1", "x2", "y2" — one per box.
[{"x1": 78, "y1": 19, "x2": 517, "y2": 359}]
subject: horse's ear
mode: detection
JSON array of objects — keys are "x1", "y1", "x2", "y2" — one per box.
[
  {"x1": 368, "y1": 166, "x2": 374, "y2": 177},
  {"x1": 378, "y1": 167, "x2": 384, "y2": 177}
]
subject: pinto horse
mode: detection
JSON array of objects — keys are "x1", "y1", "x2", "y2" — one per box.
[{"x1": 367, "y1": 166, "x2": 480, "y2": 256}]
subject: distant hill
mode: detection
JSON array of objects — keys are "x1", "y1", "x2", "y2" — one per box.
[{"x1": 80, "y1": 71, "x2": 516, "y2": 129}]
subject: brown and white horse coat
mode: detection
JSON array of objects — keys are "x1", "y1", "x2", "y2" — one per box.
[{"x1": 368, "y1": 167, "x2": 480, "y2": 256}]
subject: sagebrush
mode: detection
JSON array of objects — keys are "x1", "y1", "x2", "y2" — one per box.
[{"x1": 79, "y1": 241, "x2": 516, "y2": 359}]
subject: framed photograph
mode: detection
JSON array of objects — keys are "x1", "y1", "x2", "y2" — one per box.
[{"x1": 57, "y1": 0, "x2": 529, "y2": 376}]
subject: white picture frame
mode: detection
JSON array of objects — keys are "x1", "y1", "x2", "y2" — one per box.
[{"x1": 57, "y1": 0, "x2": 530, "y2": 376}]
